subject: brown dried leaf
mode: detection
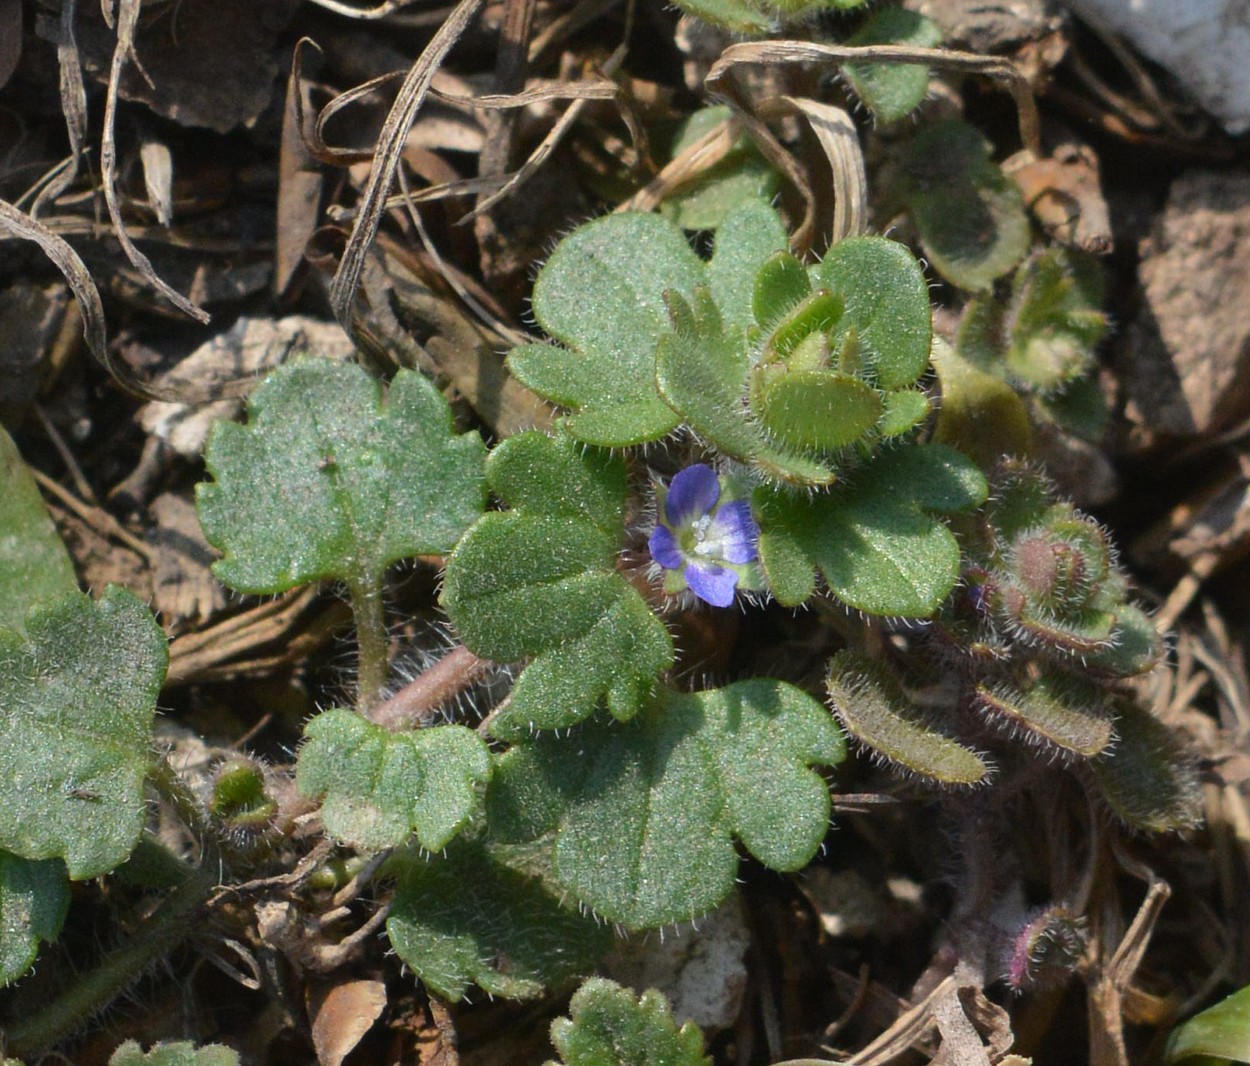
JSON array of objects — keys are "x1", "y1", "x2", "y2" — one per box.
[
  {"x1": 308, "y1": 978, "x2": 388, "y2": 1066},
  {"x1": 1005, "y1": 140, "x2": 1113, "y2": 254},
  {"x1": 148, "y1": 492, "x2": 226, "y2": 632}
]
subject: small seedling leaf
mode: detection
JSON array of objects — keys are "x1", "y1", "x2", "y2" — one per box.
[
  {"x1": 1091, "y1": 700, "x2": 1202, "y2": 833},
  {"x1": 843, "y1": 8, "x2": 942, "y2": 124},
  {"x1": 442, "y1": 432, "x2": 672, "y2": 737},
  {"x1": 197, "y1": 358, "x2": 486, "y2": 594},
  {"x1": 508, "y1": 214, "x2": 703, "y2": 446},
  {"x1": 975, "y1": 675, "x2": 1114, "y2": 758},
  {"x1": 0, "y1": 852, "x2": 68, "y2": 986},
  {"x1": 296, "y1": 709, "x2": 491, "y2": 851},
  {"x1": 387, "y1": 839, "x2": 610, "y2": 1002},
  {"x1": 487, "y1": 680, "x2": 844, "y2": 929},
  {"x1": 757, "y1": 444, "x2": 988, "y2": 614},
  {"x1": 809, "y1": 236, "x2": 932, "y2": 390},
  {"x1": 655, "y1": 289, "x2": 835, "y2": 485},
  {"x1": 547, "y1": 979, "x2": 711, "y2": 1066},
  {"x1": 898, "y1": 120, "x2": 1030, "y2": 291},
  {"x1": 0, "y1": 588, "x2": 167, "y2": 879},
  {"x1": 931, "y1": 338, "x2": 1033, "y2": 467},
  {"x1": 827, "y1": 650, "x2": 990, "y2": 786}
]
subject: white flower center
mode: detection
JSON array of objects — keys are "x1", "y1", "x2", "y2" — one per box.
[{"x1": 689, "y1": 513, "x2": 720, "y2": 557}]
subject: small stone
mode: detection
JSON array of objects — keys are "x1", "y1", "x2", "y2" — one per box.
[{"x1": 1123, "y1": 171, "x2": 1250, "y2": 444}]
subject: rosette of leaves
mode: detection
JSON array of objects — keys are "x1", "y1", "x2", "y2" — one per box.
[
  {"x1": 509, "y1": 201, "x2": 933, "y2": 478},
  {"x1": 825, "y1": 462, "x2": 1199, "y2": 833},
  {"x1": 653, "y1": 230, "x2": 955, "y2": 498},
  {"x1": 957, "y1": 248, "x2": 1110, "y2": 441}
]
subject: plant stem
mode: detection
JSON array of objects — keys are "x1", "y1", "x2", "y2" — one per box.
[
  {"x1": 348, "y1": 576, "x2": 389, "y2": 713},
  {"x1": 3, "y1": 862, "x2": 214, "y2": 1058},
  {"x1": 371, "y1": 645, "x2": 490, "y2": 730}
]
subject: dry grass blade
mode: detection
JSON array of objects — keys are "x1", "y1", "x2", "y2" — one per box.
[
  {"x1": 620, "y1": 115, "x2": 737, "y2": 214},
  {"x1": 759, "y1": 96, "x2": 868, "y2": 243},
  {"x1": 32, "y1": 0, "x2": 89, "y2": 218},
  {"x1": 303, "y1": 0, "x2": 428, "y2": 18},
  {"x1": 0, "y1": 197, "x2": 109, "y2": 382},
  {"x1": 101, "y1": 0, "x2": 210, "y2": 324},
  {"x1": 465, "y1": 46, "x2": 636, "y2": 222},
  {"x1": 706, "y1": 42, "x2": 1042, "y2": 160},
  {"x1": 330, "y1": 0, "x2": 487, "y2": 332}
]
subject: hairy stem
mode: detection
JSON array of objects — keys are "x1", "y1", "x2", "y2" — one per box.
[
  {"x1": 348, "y1": 576, "x2": 389, "y2": 713},
  {"x1": 3, "y1": 860, "x2": 214, "y2": 1057},
  {"x1": 371, "y1": 645, "x2": 490, "y2": 730}
]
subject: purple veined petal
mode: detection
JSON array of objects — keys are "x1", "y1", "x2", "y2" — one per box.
[
  {"x1": 648, "y1": 524, "x2": 684, "y2": 571},
  {"x1": 684, "y1": 561, "x2": 738, "y2": 607},
  {"x1": 708, "y1": 500, "x2": 760, "y2": 564},
  {"x1": 664, "y1": 464, "x2": 720, "y2": 527}
]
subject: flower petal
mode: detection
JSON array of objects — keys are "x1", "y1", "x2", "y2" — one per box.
[
  {"x1": 684, "y1": 562, "x2": 738, "y2": 607},
  {"x1": 648, "y1": 525, "x2": 684, "y2": 571},
  {"x1": 708, "y1": 500, "x2": 759, "y2": 564},
  {"x1": 664, "y1": 464, "x2": 720, "y2": 527}
]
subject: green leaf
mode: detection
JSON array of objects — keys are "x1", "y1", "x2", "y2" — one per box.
[
  {"x1": 442, "y1": 432, "x2": 672, "y2": 737},
  {"x1": 386, "y1": 839, "x2": 610, "y2": 1001},
  {"x1": 827, "y1": 650, "x2": 990, "y2": 786},
  {"x1": 296, "y1": 709, "x2": 491, "y2": 851},
  {"x1": 197, "y1": 358, "x2": 486, "y2": 594},
  {"x1": 0, "y1": 426, "x2": 78, "y2": 632},
  {"x1": 974, "y1": 674, "x2": 1114, "y2": 758},
  {"x1": 843, "y1": 8, "x2": 942, "y2": 124},
  {"x1": 655, "y1": 289, "x2": 835, "y2": 486},
  {"x1": 898, "y1": 120, "x2": 1030, "y2": 291},
  {"x1": 487, "y1": 680, "x2": 844, "y2": 929},
  {"x1": 809, "y1": 236, "x2": 932, "y2": 390},
  {"x1": 1166, "y1": 984, "x2": 1250, "y2": 1064},
  {"x1": 0, "y1": 852, "x2": 68, "y2": 986},
  {"x1": 757, "y1": 444, "x2": 988, "y2": 614},
  {"x1": 756, "y1": 370, "x2": 883, "y2": 451},
  {"x1": 108, "y1": 1041, "x2": 239, "y2": 1066},
  {"x1": 667, "y1": 0, "x2": 772, "y2": 33},
  {"x1": 661, "y1": 112, "x2": 781, "y2": 233},
  {"x1": 0, "y1": 588, "x2": 167, "y2": 879},
  {"x1": 707, "y1": 199, "x2": 789, "y2": 335},
  {"x1": 547, "y1": 979, "x2": 711, "y2": 1066},
  {"x1": 931, "y1": 337, "x2": 1033, "y2": 467},
  {"x1": 508, "y1": 214, "x2": 704, "y2": 446},
  {"x1": 1091, "y1": 700, "x2": 1202, "y2": 833}
]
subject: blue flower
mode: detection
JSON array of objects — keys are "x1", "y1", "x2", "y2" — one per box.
[{"x1": 648, "y1": 464, "x2": 760, "y2": 607}]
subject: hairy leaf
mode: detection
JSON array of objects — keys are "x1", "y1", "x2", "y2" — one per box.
[
  {"x1": 547, "y1": 979, "x2": 711, "y2": 1066},
  {"x1": 843, "y1": 8, "x2": 942, "y2": 124},
  {"x1": 443, "y1": 432, "x2": 672, "y2": 737},
  {"x1": 0, "y1": 588, "x2": 166, "y2": 879},
  {"x1": 387, "y1": 840, "x2": 610, "y2": 1001},
  {"x1": 974, "y1": 675, "x2": 1114, "y2": 758},
  {"x1": 109, "y1": 1041, "x2": 239, "y2": 1066},
  {"x1": 931, "y1": 337, "x2": 1033, "y2": 467},
  {"x1": 0, "y1": 852, "x2": 68, "y2": 986},
  {"x1": 707, "y1": 199, "x2": 789, "y2": 335},
  {"x1": 197, "y1": 358, "x2": 485, "y2": 594},
  {"x1": 827, "y1": 650, "x2": 990, "y2": 786},
  {"x1": 487, "y1": 680, "x2": 844, "y2": 929},
  {"x1": 507, "y1": 214, "x2": 703, "y2": 445},
  {"x1": 655, "y1": 289, "x2": 835, "y2": 485},
  {"x1": 1091, "y1": 700, "x2": 1202, "y2": 833},
  {"x1": 0, "y1": 426, "x2": 77, "y2": 632},
  {"x1": 756, "y1": 444, "x2": 988, "y2": 614},
  {"x1": 809, "y1": 236, "x2": 932, "y2": 390},
  {"x1": 297, "y1": 709, "x2": 491, "y2": 851},
  {"x1": 898, "y1": 120, "x2": 1030, "y2": 291}
]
